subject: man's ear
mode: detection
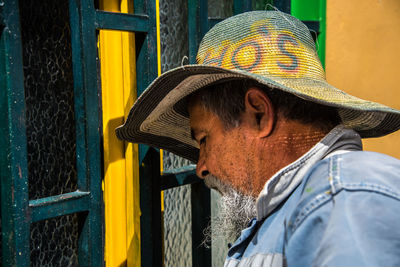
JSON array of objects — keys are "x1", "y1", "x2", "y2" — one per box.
[{"x1": 243, "y1": 87, "x2": 275, "y2": 137}]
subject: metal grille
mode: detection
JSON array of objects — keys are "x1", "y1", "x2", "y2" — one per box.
[
  {"x1": 19, "y1": 0, "x2": 78, "y2": 200},
  {"x1": 159, "y1": 0, "x2": 194, "y2": 266},
  {"x1": 163, "y1": 186, "x2": 193, "y2": 267},
  {"x1": 18, "y1": 0, "x2": 80, "y2": 264},
  {"x1": 208, "y1": 0, "x2": 233, "y2": 18},
  {"x1": 30, "y1": 214, "x2": 79, "y2": 266},
  {"x1": 1, "y1": 0, "x2": 158, "y2": 264},
  {"x1": 160, "y1": 0, "x2": 189, "y2": 74}
]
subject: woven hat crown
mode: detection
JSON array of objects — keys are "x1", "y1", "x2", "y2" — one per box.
[
  {"x1": 197, "y1": 11, "x2": 325, "y2": 81},
  {"x1": 115, "y1": 10, "x2": 400, "y2": 162}
]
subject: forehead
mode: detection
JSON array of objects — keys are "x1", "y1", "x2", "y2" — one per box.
[
  {"x1": 188, "y1": 95, "x2": 213, "y2": 125},
  {"x1": 188, "y1": 94, "x2": 223, "y2": 133}
]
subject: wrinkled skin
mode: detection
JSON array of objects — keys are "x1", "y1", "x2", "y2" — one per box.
[{"x1": 188, "y1": 87, "x2": 328, "y2": 198}]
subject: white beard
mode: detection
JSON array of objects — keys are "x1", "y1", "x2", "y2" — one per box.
[{"x1": 202, "y1": 175, "x2": 257, "y2": 247}]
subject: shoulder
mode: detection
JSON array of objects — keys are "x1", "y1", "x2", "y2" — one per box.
[
  {"x1": 288, "y1": 151, "x2": 400, "y2": 233},
  {"x1": 285, "y1": 151, "x2": 400, "y2": 266},
  {"x1": 336, "y1": 151, "x2": 400, "y2": 189},
  {"x1": 308, "y1": 151, "x2": 400, "y2": 197}
]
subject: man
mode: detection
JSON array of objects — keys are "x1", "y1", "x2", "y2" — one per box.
[{"x1": 117, "y1": 11, "x2": 400, "y2": 266}]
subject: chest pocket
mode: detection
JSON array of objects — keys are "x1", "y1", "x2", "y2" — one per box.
[{"x1": 224, "y1": 253, "x2": 284, "y2": 267}]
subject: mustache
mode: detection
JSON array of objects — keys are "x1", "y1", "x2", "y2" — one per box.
[{"x1": 203, "y1": 175, "x2": 232, "y2": 195}]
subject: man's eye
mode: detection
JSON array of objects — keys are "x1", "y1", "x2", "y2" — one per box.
[{"x1": 199, "y1": 137, "x2": 206, "y2": 145}]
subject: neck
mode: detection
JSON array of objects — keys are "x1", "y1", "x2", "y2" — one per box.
[{"x1": 251, "y1": 119, "x2": 330, "y2": 197}]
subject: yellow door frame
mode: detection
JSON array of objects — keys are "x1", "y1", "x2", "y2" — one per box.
[{"x1": 98, "y1": 0, "x2": 161, "y2": 266}]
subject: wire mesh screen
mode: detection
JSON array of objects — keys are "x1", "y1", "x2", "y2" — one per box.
[
  {"x1": 20, "y1": 0, "x2": 77, "y2": 200},
  {"x1": 30, "y1": 214, "x2": 79, "y2": 266},
  {"x1": 208, "y1": 0, "x2": 233, "y2": 18},
  {"x1": 19, "y1": 0, "x2": 79, "y2": 264},
  {"x1": 159, "y1": 0, "x2": 193, "y2": 265}
]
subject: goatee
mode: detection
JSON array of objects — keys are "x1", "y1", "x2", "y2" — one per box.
[{"x1": 202, "y1": 175, "x2": 257, "y2": 247}]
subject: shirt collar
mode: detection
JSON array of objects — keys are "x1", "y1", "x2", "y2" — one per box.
[{"x1": 256, "y1": 125, "x2": 362, "y2": 220}]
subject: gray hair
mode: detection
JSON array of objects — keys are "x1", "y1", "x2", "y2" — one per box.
[
  {"x1": 201, "y1": 175, "x2": 256, "y2": 248},
  {"x1": 192, "y1": 79, "x2": 341, "y2": 131}
]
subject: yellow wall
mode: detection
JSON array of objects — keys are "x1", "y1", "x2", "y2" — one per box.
[{"x1": 326, "y1": 0, "x2": 400, "y2": 159}]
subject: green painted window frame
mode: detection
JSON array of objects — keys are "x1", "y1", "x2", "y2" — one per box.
[{"x1": 0, "y1": 0, "x2": 158, "y2": 265}]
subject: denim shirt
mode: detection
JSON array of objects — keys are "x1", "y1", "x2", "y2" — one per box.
[{"x1": 224, "y1": 125, "x2": 400, "y2": 267}]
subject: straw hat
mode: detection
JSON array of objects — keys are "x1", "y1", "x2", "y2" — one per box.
[{"x1": 116, "y1": 11, "x2": 400, "y2": 162}]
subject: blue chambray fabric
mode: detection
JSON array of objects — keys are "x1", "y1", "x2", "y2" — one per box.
[{"x1": 224, "y1": 127, "x2": 400, "y2": 267}]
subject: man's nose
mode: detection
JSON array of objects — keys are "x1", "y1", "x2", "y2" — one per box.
[{"x1": 196, "y1": 155, "x2": 210, "y2": 179}]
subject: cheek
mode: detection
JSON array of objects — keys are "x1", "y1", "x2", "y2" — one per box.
[
  {"x1": 217, "y1": 137, "x2": 247, "y2": 180},
  {"x1": 204, "y1": 140, "x2": 232, "y2": 177},
  {"x1": 227, "y1": 134, "x2": 255, "y2": 184}
]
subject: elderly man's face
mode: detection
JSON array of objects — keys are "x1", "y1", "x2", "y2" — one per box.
[
  {"x1": 188, "y1": 96, "x2": 257, "y2": 196},
  {"x1": 188, "y1": 95, "x2": 258, "y2": 243}
]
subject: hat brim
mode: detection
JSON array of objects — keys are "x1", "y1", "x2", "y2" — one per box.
[{"x1": 116, "y1": 64, "x2": 400, "y2": 162}]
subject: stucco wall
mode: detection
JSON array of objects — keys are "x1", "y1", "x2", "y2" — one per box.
[{"x1": 326, "y1": 0, "x2": 400, "y2": 158}]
